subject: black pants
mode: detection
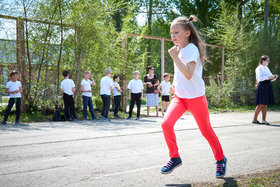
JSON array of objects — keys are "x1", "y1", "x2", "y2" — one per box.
[
  {"x1": 4, "y1": 98, "x2": 21, "y2": 122},
  {"x1": 128, "y1": 93, "x2": 142, "y2": 117},
  {"x1": 101, "y1": 95, "x2": 110, "y2": 118},
  {"x1": 114, "y1": 95, "x2": 121, "y2": 116},
  {"x1": 63, "y1": 93, "x2": 76, "y2": 120}
]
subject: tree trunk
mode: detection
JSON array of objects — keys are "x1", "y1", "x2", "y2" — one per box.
[
  {"x1": 34, "y1": 3, "x2": 58, "y2": 103},
  {"x1": 74, "y1": 28, "x2": 82, "y2": 111},
  {"x1": 56, "y1": 0, "x2": 63, "y2": 110},
  {"x1": 146, "y1": 0, "x2": 153, "y2": 67},
  {"x1": 16, "y1": 18, "x2": 27, "y2": 112},
  {"x1": 264, "y1": 0, "x2": 269, "y2": 31},
  {"x1": 22, "y1": 0, "x2": 33, "y2": 110}
]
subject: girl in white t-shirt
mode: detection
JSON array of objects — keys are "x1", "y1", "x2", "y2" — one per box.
[
  {"x1": 160, "y1": 16, "x2": 227, "y2": 178},
  {"x1": 158, "y1": 73, "x2": 171, "y2": 117}
]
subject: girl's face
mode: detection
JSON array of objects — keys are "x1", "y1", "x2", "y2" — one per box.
[
  {"x1": 11, "y1": 74, "x2": 19, "y2": 81},
  {"x1": 262, "y1": 58, "x2": 270, "y2": 66},
  {"x1": 115, "y1": 77, "x2": 120, "y2": 82},
  {"x1": 148, "y1": 68, "x2": 154, "y2": 74},
  {"x1": 134, "y1": 73, "x2": 140, "y2": 79},
  {"x1": 170, "y1": 23, "x2": 190, "y2": 48},
  {"x1": 84, "y1": 73, "x2": 91, "y2": 79},
  {"x1": 164, "y1": 75, "x2": 170, "y2": 82}
]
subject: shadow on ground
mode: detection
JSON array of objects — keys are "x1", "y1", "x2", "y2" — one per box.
[
  {"x1": 165, "y1": 177, "x2": 238, "y2": 187},
  {"x1": 0, "y1": 118, "x2": 161, "y2": 133}
]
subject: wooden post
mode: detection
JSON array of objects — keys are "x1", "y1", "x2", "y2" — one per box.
[
  {"x1": 16, "y1": 18, "x2": 26, "y2": 111},
  {"x1": 122, "y1": 35, "x2": 127, "y2": 112},
  {"x1": 221, "y1": 47, "x2": 225, "y2": 86},
  {"x1": 161, "y1": 38, "x2": 165, "y2": 81}
]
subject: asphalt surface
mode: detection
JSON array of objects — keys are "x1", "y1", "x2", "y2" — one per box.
[{"x1": 0, "y1": 111, "x2": 280, "y2": 187}]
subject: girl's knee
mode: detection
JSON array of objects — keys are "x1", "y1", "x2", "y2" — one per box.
[{"x1": 161, "y1": 120, "x2": 172, "y2": 131}]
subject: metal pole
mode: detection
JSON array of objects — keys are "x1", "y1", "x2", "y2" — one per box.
[
  {"x1": 221, "y1": 47, "x2": 225, "y2": 86},
  {"x1": 122, "y1": 36, "x2": 127, "y2": 112},
  {"x1": 161, "y1": 38, "x2": 165, "y2": 81}
]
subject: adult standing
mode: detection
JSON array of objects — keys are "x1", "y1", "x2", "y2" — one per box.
[
  {"x1": 252, "y1": 55, "x2": 278, "y2": 125},
  {"x1": 144, "y1": 65, "x2": 159, "y2": 117}
]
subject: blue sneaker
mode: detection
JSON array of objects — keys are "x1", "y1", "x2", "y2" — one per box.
[
  {"x1": 2, "y1": 121, "x2": 7, "y2": 125},
  {"x1": 161, "y1": 157, "x2": 182, "y2": 174},
  {"x1": 216, "y1": 157, "x2": 227, "y2": 178}
]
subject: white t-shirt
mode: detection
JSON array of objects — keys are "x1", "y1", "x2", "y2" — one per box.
[
  {"x1": 81, "y1": 79, "x2": 92, "y2": 97},
  {"x1": 113, "y1": 82, "x2": 121, "y2": 96},
  {"x1": 60, "y1": 78, "x2": 75, "y2": 95},
  {"x1": 127, "y1": 79, "x2": 144, "y2": 94},
  {"x1": 100, "y1": 76, "x2": 114, "y2": 95},
  {"x1": 160, "y1": 81, "x2": 171, "y2": 96},
  {"x1": 174, "y1": 43, "x2": 205, "y2": 99},
  {"x1": 6, "y1": 81, "x2": 22, "y2": 98},
  {"x1": 255, "y1": 65, "x2": 273, "y2": 83}
]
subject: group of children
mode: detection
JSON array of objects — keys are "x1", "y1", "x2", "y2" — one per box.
[{"x1": 2, "y1": 68, "x2": 172, "y2": 124}]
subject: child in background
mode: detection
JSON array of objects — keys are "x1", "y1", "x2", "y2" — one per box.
[
  {"x1": 127, "y1": 71, "x2": 144, "y2": 120},
  {"x1": 160, "y1": 16, "x2": 227, "y2": 178},
  {"x1": 158, "y1": 73, "x2": 171, "y2": 117},
  {"x1": 80, "y1": 71, "x2": 96, "y2": 120},
  {"x1": 100, "y1": 68, "x2": 115, "y2": 122},
  {"x1": 60, "y1": 70, "x2": 76, "y2": 121},
  {"x1": 2, "y1": 71, "x2": 22, "y2": 125},
  {"x1": 113, "y1": 75, "x2": 122, "y2": 118}
]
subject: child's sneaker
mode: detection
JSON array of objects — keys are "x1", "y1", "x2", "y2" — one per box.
[
  {"x1": 15, "y1": 120, "x2": 19, "y2": 124},
  {"x1": 126, "y1": 116, "x2": 131, "y2": 120},
  {"x1": 2, "y1": 121, "x2": 7, "y2": 125},
  {"x1": 216, "y1": 157, "x2": 227, "y2": 178},
  {"x1": 161, "y1": 157, "x2": 182, "y2": 174}
]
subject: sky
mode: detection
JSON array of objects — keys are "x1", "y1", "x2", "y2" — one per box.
[{"x1": 0, "y1": 0, "x2": 265, "y2": 40}]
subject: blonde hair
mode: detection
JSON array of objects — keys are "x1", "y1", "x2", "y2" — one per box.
[
  {"x1": 171, "y1": 15, "x2": 207, "y2": 64},
  {"x1": 163, "y1": 73, "x2": 170, "y2": 78},
  {"x1": 134, "y1": 71, "x2": 140, "y2": 75},
  {"x1": 84, "y1": 71, "x2": 90, "y2": 75}
]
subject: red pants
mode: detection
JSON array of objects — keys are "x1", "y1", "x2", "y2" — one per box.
[{"x1": 162, "y1": 95, "x2": 225, "y2": 161}]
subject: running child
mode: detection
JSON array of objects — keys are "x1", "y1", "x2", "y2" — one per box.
[
  {"x1": 61, "y1": 70, "x2": 76, "y2": 121},
  {"x1": 80, "y1": 71, "x2": 96, "y2": 120},
  {"x1": 113, "y1": 75, "x2": 122, "y2": 118},
  {"x1": 158, "y1": 73, "x2": 171, "y2": 117},
  {"x1": 2, "y1": 71, "x2": 22, "y2": 125},
  {"x1": 127, "y1": 71, "x2": 144, "y2": 120},
  {"x1": 160, "y1": 16, "x2": 227, "y2": 178},
  {"x1": 100, "y1": 68, "x2": 115, "y2": 122}
]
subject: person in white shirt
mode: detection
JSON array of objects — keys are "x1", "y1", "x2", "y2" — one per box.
[
  {"x1": 100, "y1": 68, "x2": 115, "y2": 121},
  {"x1": 80, "y1": 71, "x2": 96, "y2": 120},
  {"x1": 113, "y1": 75, "x2": 122, "y2": 118},
  {"x1": 160, "y1": 16, "x2": 226, "y2": 177},
  {"x1": 127, "y1": 71, "x2": 144, "y2": 120},
  {"x1": 157, "y1": 73, "x2": 171, "y2": 117},
  {"x1": 2, "y1": 71, "x2": 23, "y2": 125},
  {"x1": 60, "y1": 70, "x2": 76, "y2": 121},
  {"x1": 253, "y1": 55, "x2": 278, "y2": 125}
]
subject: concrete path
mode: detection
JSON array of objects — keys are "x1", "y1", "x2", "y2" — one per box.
[{"x1": 0, "y1": 111, "x2": 280, "y2": 187}]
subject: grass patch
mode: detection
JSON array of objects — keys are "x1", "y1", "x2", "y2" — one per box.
[
  {"x1": 194, "y1": 168, "x2": 280, "y2": 187},
  {"x1": 208, "y1": 105, "x2": 280, "y2": 113}
]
